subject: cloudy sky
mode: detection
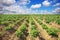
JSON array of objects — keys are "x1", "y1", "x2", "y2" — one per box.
[{"x1": 0, "y1": 0, "x2": 60, "y2": 14}]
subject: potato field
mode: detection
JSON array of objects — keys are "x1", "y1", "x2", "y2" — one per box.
[{"x1": 0, "y1": 14, "x2": 60, "y2": 40}]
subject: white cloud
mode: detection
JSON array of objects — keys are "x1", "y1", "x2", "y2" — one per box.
[
  {"x1": 0, "y1": 0, "x2": 31, "y2": 14},
  {"x1": 2, "y1": 4, "x2": 52, "y2": 14},
  {"x1": 0, "y1": 0, "x2": 55, "y2": 14},
  {"x1": 3, "y1": 5, "x2": 51, "y2": 14},
  {"x1": 1, "y1": 0, "x2": 30, "y2": 6},
  {"x1": 18, "y1": 0, "x2": 30, "y2": 5},
  {"x1": 54, "y1": 3, "x2": 60, "y2": 6},
  {"x1": 39, "y1": 10, "x2": 51, "y2": 14},
  {"x1": 0, "y1": 0, "x2": 2, "y2": 3},
  {"x1": 53, "y1": 8, "x2": 60, "y2": 14},
  {"x1": 0, "y1": 0, "x2": 16, "y2": 12},
  {"x1": 3, "y1": 0, "x2": 16, "y2": 5},
  {"x1": 3, "y1": 5, "x2": 32, "y2": 14},
  {"x1": 31, "y1": 4, "x2": 41, "y2": 9},
  {"x1": 42, "y1": 1, "x2": 50, "y2": 6},
  {"x1": 2, "y1": 5, "x2": 52, "y2": 14},
  {"x1": 0, "y1": 4, "x2": 3, "y2": 10},
  {"x1": 4, "y1": 5, "x2": 22, "y2": 13}
]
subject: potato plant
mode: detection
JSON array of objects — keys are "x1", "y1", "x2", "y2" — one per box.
[
  {"x1": 0, "y1": 32, "x2": 2, "y2": 36},
  {"x1": 15, "y1": 21, "x2": 27, "y2": 38},
  {"x1": 56, "y1": 19, "x2": 60, "y2": 25},
  {"x1": 5, "y1": 24, "x2": 15, "y2": 31},
  {"x1": 30, "y1": 29, "x2": 39, "y2": 37},
  {"x1": 30, "y1": 18, "x2": 39, "y2": 37}
]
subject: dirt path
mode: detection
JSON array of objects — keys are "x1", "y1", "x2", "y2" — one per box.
[
  {"x1": 0, "y1": 25, "x2": 5, "y2": 33},
  {"x1": 8, "y1": 33, "x2": 20, "y2": 40},
  {"x1": 32, "y1": 17, "x2": 54, "y2": 40},
  {"x1": 58, "y1": 32, "x2": 60, "y2": 40},
  {"x1": 26, "y1": 22, "x2": 32, "y2": 40},
  {"x1": 50, "y1": 22, "x2": 60, "y2": 29},
  {"x1": 0, "y1": 25, "x2": 8, "y2": 40}
]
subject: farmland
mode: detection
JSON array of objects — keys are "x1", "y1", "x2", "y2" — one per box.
[{"x1": 0, "y1": 14, "x2": 60, "y2": 40}]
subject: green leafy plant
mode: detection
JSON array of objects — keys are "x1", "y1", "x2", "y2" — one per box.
[
  {"x1": 0, "y1": 32, "x2": 2, "y2": 36},
  {"x1": 19, "y1": 25, "x2": 26, "y2": 32},
  {"x1": 42, "y1": 24, "x2": 48, "y2": 29},
  {"x1": 30, "y1": 25, "x2": 37, "y2": 30},
  {"x1": 5, "y1": 26, "x2": 13, "y2": 31},
  {"x1": 15, "y1": 22, "x2": 27, "y2": 38},
  {"x1": 45, "y1": 19, "x2": 51, "y2": 23},
  {"x1": 5, "y1": 24, "x2": 14, "y2": 31},
  {"x1": 56, "y1": 19, "x2": 60, "y2": 25},
  {"x1": 15, "y1": 31, "x2": 22, "y2": 38},
  {"x1": 46, "y1": 28, "x2": 58, "y2": 36},
  {"x1": 30, "y1": 29, "x2": 39, "y2": 37},
  {"x1": 1, "y1": 21, "x2": 9, "y2": 26},
  {"x1": 38, "y1": 20, "x2": 43, "y2": 25}
]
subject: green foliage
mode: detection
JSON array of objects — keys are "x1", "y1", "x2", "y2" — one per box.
[
  {"x1": 5, "y1": 26, "x2": 13, "y2": 31},
  {"x1": 42, "y1": 24, "x2": 59, "y2": 36},
  {"x1": 31, "y1": 21, "x2": 35, "y2": 25},
  {"x1": 15, "y1": 22, "x2": 27, "y2": 38},
  {"x1": 1, "y1": 21, "x2": 9, "y2": 26},
  {"x1": 46, "y1": 28, "x2": 59, "y2": 36},
  {"x1": 34, "y1": 18, "x2": 43, "y2": 25},
  {"x1": 0, "y1": 32, "x2": 2, "y2": 36},
  {"x1": 45, "y1": 19, "x2": 51, "y2": 23},
  {"x1": 19, "y1": 24, "x2": 26, "y2": 32},
  {"x1": 42, "y1": 24, "x2": 48, "y2": 29},
  {"x1": 56, "y1": 19, "x2": 60, "y2": 25},
  {"x1": 30, "y1": 29, "x2": 39, "y2": 37},
  {"x1": 30, "y1": 25, "x2": 37, "y2": 30},
  {"x1": 30, "y1": 18, "x2": 39, "y2": 37},
  {"x1": 37, "y1": 20, "x2": 43, "y2": 25},
  {"x1": 15, "y1": 31, "x2": 22, "y2": 38},
  {"x1": 5, "y1": 24, "x2": 14, "y2": 31},
  {"x1": 30, "y1": 18, "x2": 35, "y2": 25},
  {"x1": 0, "y1": 14, "x2": 60, "y2": 38}
]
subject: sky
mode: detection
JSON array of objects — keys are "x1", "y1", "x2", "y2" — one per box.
[{"x1": 0, "y1": 0, "x2": 60, "y2": 14}]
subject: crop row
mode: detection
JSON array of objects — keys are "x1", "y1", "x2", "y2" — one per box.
[
  {"x1": 34, "y1": 17, "x2": 60, "y2": 36},
  {"x1": 29, "y1": 17, "x2": 39, "y2": 37}
]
